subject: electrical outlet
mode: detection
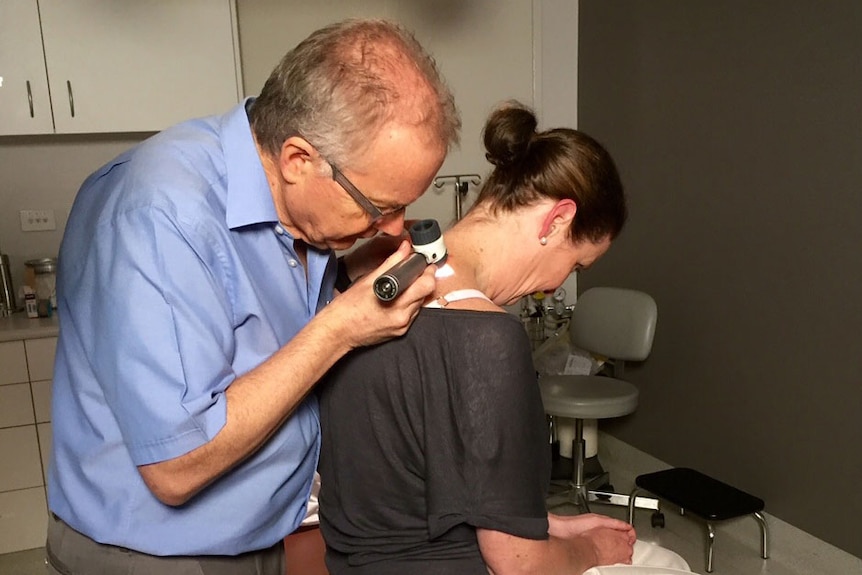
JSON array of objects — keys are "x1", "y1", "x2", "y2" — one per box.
[{"x1": 20, "y1": 209, "x2": 57, "y2": 231}]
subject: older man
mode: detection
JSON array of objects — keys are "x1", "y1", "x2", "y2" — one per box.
[{"x1": 47, "y1": 19, "x2": 460, "y2": 575}]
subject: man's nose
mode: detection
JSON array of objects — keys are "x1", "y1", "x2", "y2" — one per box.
[{"x1": 373, "y1": 209, "x2": 407, "y2": 236}]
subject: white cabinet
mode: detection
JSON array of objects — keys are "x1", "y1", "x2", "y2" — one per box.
[
  {"x1": 0, "y1": 1, "x2": 54, "y2": 134},
  {"x1": 0, "y1": 340, "x2": 29, "y2": 385},
  {"x1": 0, "y1": 0, "x2": 242, "y2": 136},
  {"x1": 0, "y1": 335, "x2": 56, "y2": 554}
]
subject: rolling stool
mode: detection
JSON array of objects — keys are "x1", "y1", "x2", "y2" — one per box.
[
  {"x1": 539, "y1": 288, "x2": 661, "y2": 515},
  {"x1": 541, "y1": 375, "x2": 659, "y2": 514},
  {"x1": 627, "y1": 467, "x2": 769, "y2": 573}
]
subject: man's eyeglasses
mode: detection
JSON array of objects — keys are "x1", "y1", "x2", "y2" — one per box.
[{"x1": 329, "y1": 163, "x2": 404, "y2": 223}]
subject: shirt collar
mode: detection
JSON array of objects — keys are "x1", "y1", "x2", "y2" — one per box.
[{"x1": 224, "y1": 97, "x2": 278, "y2": 230}]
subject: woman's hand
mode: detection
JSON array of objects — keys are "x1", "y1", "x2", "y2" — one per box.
[
  {"x1": 477, "y1": 518, "x2": 636, "y2": 575},
  {"x1": 547, "y1": 512, "x2": 636, "y2": 541}
]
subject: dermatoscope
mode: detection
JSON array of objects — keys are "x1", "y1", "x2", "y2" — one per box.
[{"x1": 373, "y1": 219, "x2": 447, "y2": 301}]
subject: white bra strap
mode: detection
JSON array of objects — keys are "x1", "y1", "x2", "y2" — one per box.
[{"x1": 425, "y1": 288, "x2": 492, "y2": 308}]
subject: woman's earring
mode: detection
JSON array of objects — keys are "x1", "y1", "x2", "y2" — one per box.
[{"x1": 540, "y1": 236, "x2": 548, "y2": 246}]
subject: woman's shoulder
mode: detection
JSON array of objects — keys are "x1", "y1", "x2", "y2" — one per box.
[{"x1": 420, "y1": 307, "x2": 528, "y2": 349}]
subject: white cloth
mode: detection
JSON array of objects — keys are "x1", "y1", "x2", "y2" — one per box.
[
  {"x1": 300, "y1": 471, "x2": 321, "y2": 526},
  {"x1": 584, "y1": 540, "x2": 698, "y2": 575},
  {"x1": 423, "y1": 288, "x2": 492, "y2": 308}
]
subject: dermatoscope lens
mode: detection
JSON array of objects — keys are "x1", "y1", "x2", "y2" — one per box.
[{"x1": 375, "y1": 278, "x2": 397, "y2": 300}]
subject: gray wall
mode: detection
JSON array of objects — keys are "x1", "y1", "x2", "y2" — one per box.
[{"x1": 578, "y1": 1, "x2": 862, "y2": 557}]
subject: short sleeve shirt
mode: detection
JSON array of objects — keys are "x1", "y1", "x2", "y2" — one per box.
[{"x1": 49, "y1": 99, "x2": 332, "y2": 555}]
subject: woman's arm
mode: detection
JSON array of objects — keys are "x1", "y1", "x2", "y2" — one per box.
[{"x1": 477, "y1": 514, "x2": 635, "y2": 575}]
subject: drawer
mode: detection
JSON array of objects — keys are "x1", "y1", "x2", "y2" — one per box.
[
  {"x1": 0, "y1": 341, "x2": 28, "y2": 385},
  {"x1": 0, "y1": 426, "x2": 44, "y2": 491},
  {"x1": 25, "y1": 337, "x2": 58, "y2": 382},
  {"x1": 32, "y1": 379, "x2": 52, "y2": 423},
  {"x1": 0, "y1": 383, "x2": 35, "y2": 428},
  {"x1": 0, "y1": 487, "x2": 49, "y2": 554}
]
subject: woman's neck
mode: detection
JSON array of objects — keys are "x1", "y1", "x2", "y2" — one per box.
[{"x1": 435, "y1": 213, "x2": 510, "y2": 305}]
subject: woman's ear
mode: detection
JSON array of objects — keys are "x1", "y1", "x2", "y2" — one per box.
[
  {"x1": 278, "y1": 136, "x2": 316, "y2": 184},
  {"x1": 538, "y1": 199, "x2": 578, "y2": 240}
]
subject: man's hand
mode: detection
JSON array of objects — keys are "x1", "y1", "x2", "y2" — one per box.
[
  {"x1": 339, "y1": 229, "x2": 411, "y2": 286},
  {"x1": 325, "y1": 240, "x2": 436, "y2": 349}
]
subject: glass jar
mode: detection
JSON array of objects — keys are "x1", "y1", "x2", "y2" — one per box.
[{"x1": 25, "y1": 258, "x2": 57, "y2": 316}]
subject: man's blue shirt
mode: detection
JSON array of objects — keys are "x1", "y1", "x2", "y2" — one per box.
[{"x1": 49, "y1": 99, "x2": 334, "y2": 555}]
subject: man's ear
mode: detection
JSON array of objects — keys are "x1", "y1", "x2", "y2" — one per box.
[
  {"x1": 538, "y1": 199, "x2": 577, "y2": 240},
  {"x1": 278, "y1": 136, "x2": 317, "y2": 184}
]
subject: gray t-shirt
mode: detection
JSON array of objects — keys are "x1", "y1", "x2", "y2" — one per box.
[{"x1": 318, "y1": 308, "x2": 550, "y2": 575}]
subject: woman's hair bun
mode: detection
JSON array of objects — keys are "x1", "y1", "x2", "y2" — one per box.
[{"x1": 483, "y1": 100, "x2": 538, "y2": 168}]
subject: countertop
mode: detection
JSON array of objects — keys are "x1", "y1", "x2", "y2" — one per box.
[{"x1": 0, "y1": 311, "x2": 60, "y2": 342}]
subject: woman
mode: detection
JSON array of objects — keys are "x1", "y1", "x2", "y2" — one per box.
[{"x1": 317, "y1": 102, "x2": 669, "y2": 575}]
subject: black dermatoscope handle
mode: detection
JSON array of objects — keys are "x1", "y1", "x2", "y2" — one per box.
[{"x1": 373, "y1": 219, "x2": 447, "y2": 302}]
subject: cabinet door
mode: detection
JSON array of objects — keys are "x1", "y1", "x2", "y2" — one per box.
[
  {"x1": 25, "y1": 336, "x2": 58, "y2": 382},
  {"x1": 38, "y1": 0, "x2": 241, "y2": 134},
  {"x1": 0, "y1": 0, "x2": 54, "y2": 135},
  {"x1": 0, "y1": 384, "x2": 35, "y2": 428},
  {"x1": 0, "y1": 341, "x2": 29, "y2": 385}
]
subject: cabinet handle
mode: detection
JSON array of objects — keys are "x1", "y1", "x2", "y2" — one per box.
[
  {"x1": 27, "y1": 80, "x2": 35, "y2": 118},
  {"x1": 66, "y1": 81, "x2": 76, "y2": 118}
]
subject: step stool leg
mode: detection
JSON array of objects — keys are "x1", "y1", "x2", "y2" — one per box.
[
  {"x1": 706, "y1": 522, "x2": 716, "y2": 573},
  {"x1": 627, "y1": 487, "x2": 640, "y2": 524},
  {"x1": 753, "y1": 511, "x2": 770, "y2": 559}
]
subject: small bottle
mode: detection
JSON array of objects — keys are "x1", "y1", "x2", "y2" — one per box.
[{"x1": 24, "y1": 286, "x2": 39, "y2": 319}]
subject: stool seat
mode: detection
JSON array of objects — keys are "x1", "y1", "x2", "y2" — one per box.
[
  {"x1": 635, "y1": 467, "x2": 764, "y2": 521},
  {"x1": 539, "y1": 374, "x2": 639, "y2": 419}
]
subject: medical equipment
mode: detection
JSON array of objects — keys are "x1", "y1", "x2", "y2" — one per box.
[
  {"x1": 0, "y1": 252, "x2": 15, "y2": 316},
  {"x1": 432, "y1": 174, "x2": 481, "y2": 221},
  {"x1": 373, "y1": 219, "x2": 447, "y2": 301},
  {"x1": 541, "y1": 287, "x2": 659, "y2": 515}
]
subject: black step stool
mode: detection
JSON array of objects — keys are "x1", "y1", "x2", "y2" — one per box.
[{"x1": 627, "y1": 467, "x2": 769, "y2": 573}]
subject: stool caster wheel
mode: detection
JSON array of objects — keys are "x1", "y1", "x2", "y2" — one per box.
[{"x1": 651, "y1": 512, "x2": 665, "y2": 528}]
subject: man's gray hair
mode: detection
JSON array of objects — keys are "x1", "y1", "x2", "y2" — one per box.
[{"x1": 249, "y1": 19, "x2": 460, "y2": 169}]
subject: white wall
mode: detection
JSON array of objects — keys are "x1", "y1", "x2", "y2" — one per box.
[
  {"x1": 0, "y1": 136, "x2": 146, "y2": 299},
  {"x1": 534, "y1": 0, "x2": 581, "y2": 302},
  {"x1": 0, "y1": 1, "x2": 582, "y2": 308}
]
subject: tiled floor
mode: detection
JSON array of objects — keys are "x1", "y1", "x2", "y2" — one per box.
[
  {"x1": 4, "y1": 434, "x2": 860, "y2": 574},
  {"x1": 0, "y1": 546, "x2": 45, "y2": 575}
]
